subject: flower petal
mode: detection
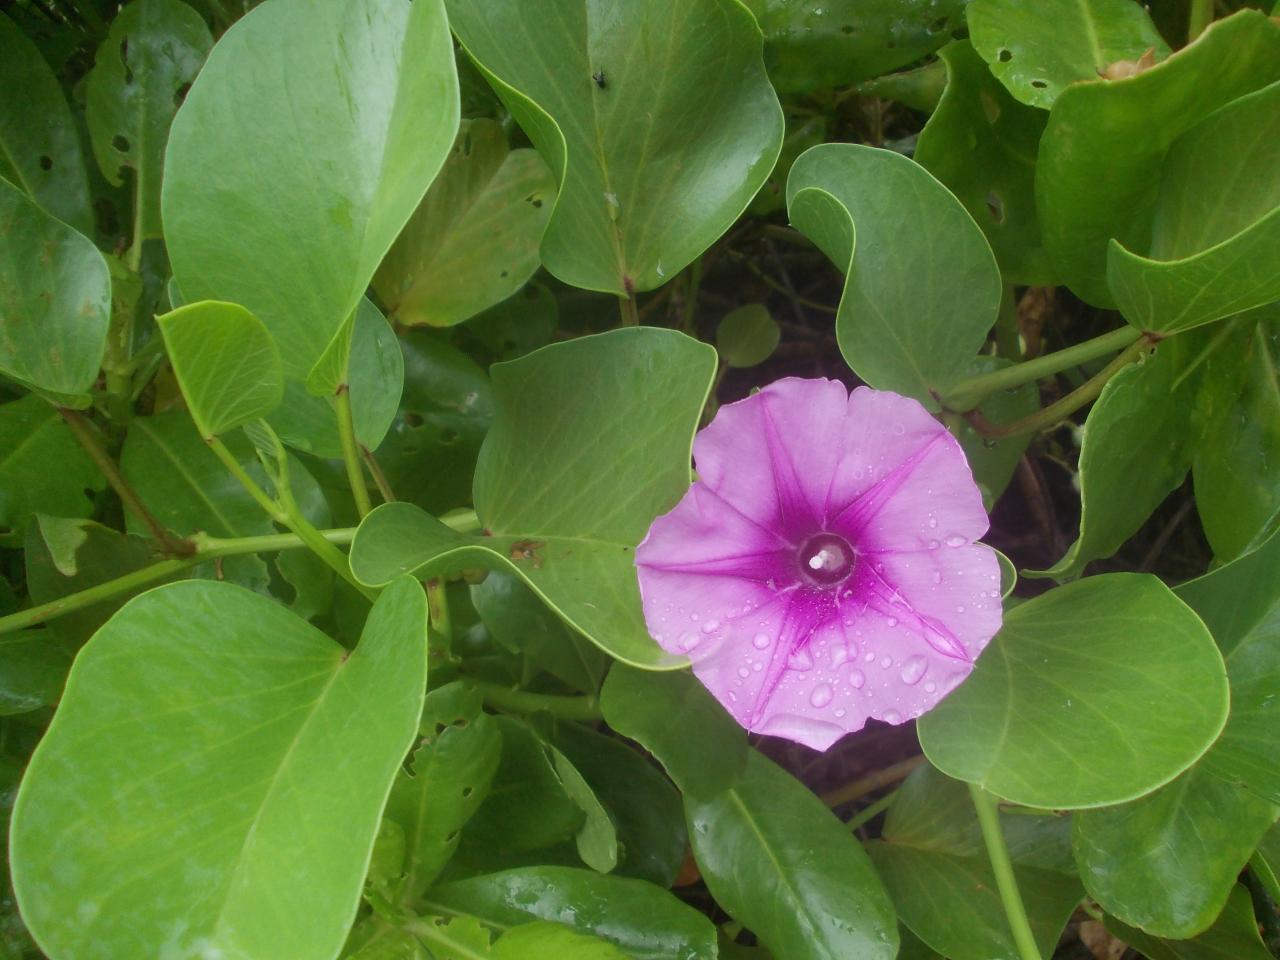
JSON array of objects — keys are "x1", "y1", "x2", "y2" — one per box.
[{"x1": 693, "y1": 378, "x2": 849, "y2": 537}]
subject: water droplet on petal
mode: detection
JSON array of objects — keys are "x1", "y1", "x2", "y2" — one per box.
[
  {"x1": 701, "y1": 619, "x2": 720, "y2": 634},
  {"x1": 900, "y1": 655, "x2": 928, "y2": 685},
  {"x1": 927, "y1": 515, "x2": 937, "y2": 529},
  {"x1": 882, "y1": 709, "x2": 903, "y2": 724},
  {"x1": 886, "y1": 617, "x2": 898, "y2": 628},
  {"x1": 848, "y1": 668, "x2": 866, "y2": 689},
  {"x1": 924, "y1": 681, "x2": 937, "y2": 693},
  {"x1": 831, "y1": 645, "x2": 850, "y2": 668},
  {"x1": 956, "y1": 604, "x2": 966, "y2": 613},
  {"x1": 945, "y1": 535, "x2": 967, "y2": 547},
  {"x1": 787, "y1": 647, "x2": 814, "y2": 672},
  {"x1": 880, "y1": 655, "x2": 893, "y2": 669},
  {"x1": 737, "y1": 666, "x2": 750, "y2": 679},
  {"x1": 752, "y1": 632, "x2": 771, "y2": 649},
  {"x1": 932, "y1": 571, "x2": 943, "y2": 584},
  {"x1": 810, "y1": 684, "x2": 833, "y2": 708},
  {"x1": 863, "y1": 651, "x2": 875, "y2": 663},
  {"x1": 928, "y1": 540, "x2": 940, "y2": 551},
  {"x1": 834, "y1": 708, "x2": 846, "y2": 718},
  {"x1": 678, "y1": 632, "x2": 700, "y2": 651}
]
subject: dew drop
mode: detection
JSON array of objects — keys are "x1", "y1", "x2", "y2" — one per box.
[
  {"x1": 882, "y1": 709, "x2": 903, "y2": 724},
  {"x1": 886, "y1": 617, "x2": 898, "y2": 628},
  {"x1": 880, "y1": 655, "x2": 893, "y2": 669},
  {"x1": 701, "y1": 619, "x2": 720, "y2": 634},
  {"x1": 810, "y1": 684, "x2": 834, "y2": 708},
  {"x1": 834, "y1": 708, "x2": 846, "y2": 718},
  {"x1": 928, "y1": 539, "x2": 940, "y2": 551},
  {"x1": 956, "y1": 604, "x2": 966, "y2": 613},
  {"x1": 678, "y1": 632, "x2": 700, "y2": 651},
  {"x1": 737, "y1": 666, "x2": 750, "y2": 679},
  {"x1": 787, "y1": 647, "x2": 814, "y2": 671},
  {"x1": 927, "y1": 515, "x2": 937, "y2": 529},
  {"x1": 831, "y1": 645, "x2": 850, "y2": 668},
  {"x1": 753, "y1": 661, "x2": 763, "y2": 672},
  {"x1": 863, "y1": 651, "x2": 875, "y2": 663},
  {"x1": 924, "y1": 681, "x2": 937, "y2": 693},
  {"x1": 900, "y1": 655, "x2": 928, "y2": 685},
  {"x1": 848, "y1": 668, "x2": 866, "y2": 689},
  {"x1": 752, "y1": 632, "x2": 771, "y2": 649},
  {"x1": 932, "y1": 571, "x2": 943, "y2": 584},
  {"x1": 945, "y1": 535, "x2": 967, "y2": 547}
]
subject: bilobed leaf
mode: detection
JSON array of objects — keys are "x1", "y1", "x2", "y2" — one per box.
[
  {"x1": 1036, "y1": 10, "x2": 1280, "y2": 306},
  {"x1": 446, "y1": 0, "x2": 783, "y2": 295},
  {"x1": 162, "y1": 0, "x2": 457, "y2": 443},
  {"x1": 0, "y1": 396, "x2": 104, "y2": 547},
  {"x1": 423, "y1": 866, "x2": 718, "y2": 960},
  {"x1": 1107, "y1": 82, "x2": 1280, "y2": 333},
  {"x1": 350, "y1": 328, "x2": 716, "y2": 668},
  {"x1": 916, "y1": 41, "x2": 1053, "y2": 285},
  {"x1": 968, "y1": 0, "x2": 1168, "y2": 109},
  {"x1": 1073, "y1": 764, "x2": 1278, "y2": 938},
  {"x1": 1104, "y1": 885, "x2": 1274, "y2": 960},
  {"x1": 0, "y1": 14, "x2": 93, "y2": 233},
  {"x1": 869, "y1": 764, "x2": 1083, "y2": 960},
  {"x1": 9, "y1": 577, "x2": 428, "y2": 960},
  {"x1": 740, "y1": 0, "x2": 965, "y2": 93},
  {"x1": 920, "y1": 574, "x2": 1228, "y2": 809},
  {"x1": 688, "y1": 750, "x2": 898, "y2": 960},
  {"x1": 85, "y1": 0, "x2": 212, "y2": 240},
  {"x1": 786, "y1": 143, "x2": 1001, "y2": 407},
  {"x1": 373, "y1": 119, "x2": 554, "y2": 328},
  {"x1": 600, "y1": 664, "x2": 747, "y2": 799},
  {"x1": 0, "y1": 178, "x2": 111, "y2": 403},
  {"x1": 158, "y1": 300, "x2": 283, "y2": 438}
]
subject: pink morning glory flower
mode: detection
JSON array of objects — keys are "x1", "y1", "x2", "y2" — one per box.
[{"x1": 635, "y1": 378, "x2": 1002, "y2": 751}]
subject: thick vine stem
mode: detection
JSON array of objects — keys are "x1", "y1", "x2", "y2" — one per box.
[
  {"x1": 969, "y1": 783, "x2": 1043, "y2": 960},
  {"x1": 468, "y1": 681, "x2": 602, "y2": 722}
]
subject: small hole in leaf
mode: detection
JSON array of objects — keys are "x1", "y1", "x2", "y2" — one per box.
[
  {"x1": 985, "y1": 191, "x2": 1005, "y2": 224},
  {"x1": 528, "y1": 195, "x2": 543, "y2": 208},
  {"x1": 499, "y1": 270, "x2": 509, "y2": 278},
  {"x1": 112, "y1": 134, "x2": 130, "y2": 153},
  {"x1": 38, "y1": 155, "x2": 53, "y2": 171},
  {"x1": 998, "y1": 48, "x2": 1012, "y2": 62},
  {"x1": 434, "y1": 721, "x2": 447, "y2": 735},
  {"x1": 453, "y1": 716, "x2": 468, "y2": 727},
  {"x1": 440, "y1": 428, "x2": 459, "y2": 444},
  {"x1": 173, "y1": 82, "x2": 192, "y2": 106},
  {"x1": 444, "y1": 830, "x2": 459, "y2": 842},
  {"x1": 462, "y1": 786, "x2": 473, "y2": 798},
  {"x1": 404, "y1": 411, "x2": 424, "y2": 427},
  {"x1": 1030, "y1": 79, "x2": 1048, "y2": 89}
]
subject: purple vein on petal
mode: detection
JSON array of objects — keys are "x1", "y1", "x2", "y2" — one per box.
[
  {"x1": 635, "y1": 548, "x2": 792, "y2": 581},
  {"x1": 829, "y1": 431, "x2": 947, "y2": 538},
  {"x1": 745, "y1": 592, "x2": 830, "y2": 727},
  {"x1": 861, "y1": 559, "x2": 971, "y2": 662},
  {"x1": 695, "y1": 482, "x2": 795, "y2": 548},
  {"x1": 758, "y1": 393, "x2": 819, "y2": 534}
]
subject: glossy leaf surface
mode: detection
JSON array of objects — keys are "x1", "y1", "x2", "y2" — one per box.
[
  {"x1": 10, "y1": 577, "x2": 428, "y2": 960},
  {"x1": 919, "y1": 574, "x2": 1228, "y2": 809},
  {"x1": 686, "y1": 750, "x2": 898, "y2": 960},
  {"x1": 447, "y1": 0, "x2": 783, "y2": 294},
  {"x1": 787, "y1": 143, "x2": 1000, "y2": 406},
  {"x1": 1105, "y1": 885, "x2": 1274, "y2": 960},
  {"x1": 350, "y1": 328, "x2": 716, "y2": 668}
]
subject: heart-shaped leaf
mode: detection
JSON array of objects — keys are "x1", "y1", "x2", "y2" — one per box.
[
  {"x1": 85, "y1": 0, "x2": 212, "y2": 241},
  {"x1": 373, "y1": 119, "x2": 554, "y2": 327},
  {"x1": 1036, "y1": 10, "x2": 1280, "y2": 306},
  {"x1": 162, "y1": 0, "x2": 457, "y2": 439},
  {"x1": 446, "y1": 0, "x2": 783, "y2": 295},
  {"x1": 968, "y1": 0, "x2": 1168, "y2": 109},
  {"x1": 0, "y1": 15, "x2": 93, "y2": 234},
  {"x1": 786, "y1": 143, "x2": 1000, "y2": 406},
  {"x1": 1107, "y1": 80, "x2": 1280, "y2": 333},
  {"x1": 158, "y1": 300, "x2": 283, "y2": 438},
  {"x1": 685, "y1": 749, "x2": 898, "y2": 960},
  {"x1": 918, "y1": 574, "x2": 1229, "y2": 809},
  {"x1": 10, "y1": 576, "x2": 427, "y2": 960},
  {"x1": 350, "y1": 328, "x2": 716, "y2": 668},
  {"x1": 0, "y1": 178, "x2": 111, "y2": 403}
]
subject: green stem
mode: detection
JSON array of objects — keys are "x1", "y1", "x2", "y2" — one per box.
[
  {"x1": 944, "y1": 326, "x2": 1142, "y2": 411},
  {"x1": 994, "y1": 284, "x2": 1022, "y2": 361},
  {"x1": 60, "y1": 408, "x2": 192, "y2": 555},
  {"x1": 845, "y1": 789, "x2": 898, "y2": 833},
  {"x1": 0, "y1": 529, "x2": 357, "y2": 635},
  {"x1": 469, "y1": 681, "x2": 602, "y2": 722},
  {"x1": 969, "y1": 783, "x2": 1043, "y2": 960},
  {"x1": 361, "y1": 444, "x2": 396, "y2": 503},
  {"x1": 822, "y1": 755, "x2": 926, "y2": 807},
  {"x1": 336, "y1": 385, "x2": 373, "y2": 517},
  {"x1": 404, "y1": 919, "x2": 488, "y2": 960},
  {"x1": 966, "y1": 335, "x2": 1154, "y2": 440},
  {"x1": 619, "y1": 294, "x2": 639, "y2": 327},
  {"x1": 205, "y1": 435, "x2": 287, "y2": 523},
  {"x1": 1187, "y1": 0, "x2": 1213, "y2": 41}
]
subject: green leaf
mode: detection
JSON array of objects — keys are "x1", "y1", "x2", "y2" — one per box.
[
  {"x1": 952, "y1": 356, "x2": 1040, "y2": 510},
  {"x1": 465, "y1": 284, "x2": 559, "y2": 362},
  {"x1": 0, "y1": 14, "x2": 93, "y2": 234},
  {"x1": 916, "y1": 40, "x2": 1053, "y2": 285},
  {"x1": 490, "y1": 922, "x2": 631, "y2": 960},
  {"x1": 0, "y1": 396, "x2": 104, "y2": 547},
  {"x1": 1107, "y1": 82, "x2": 1280, "y2": 333},
  {"x1": 1073, "y1": 764, "x2": 1278, "y2": 938},
  {"x1": 741, "y1": 0, "x2": 965, "y2": 93},
  {"x1": 0, "y1": 630, "x2": 74, "y2": 716},
  {"x1": 158, "y1": 300, "x2": 284, "y2": 438},
  {"x1": 10, "y1": 577, "x2": 428, "y2": 960},
  {"x1": 918, "y1": 574, "x2": 1229, "y2": 809},
  {"x1": 547, "y1": 744, "x2": 618, "y2": 874},
  {"x1": 1253, "y1": 822, "x2": 1280, "y2": 903},
  {"x1": 446, "y1": 0, "x2": 783, "y2": 294},
  {"x1": 551, "y1": 721, "x2": 686, "y2": 887},
  {"x1": 1029, "y1": 336, "x2": 1194, "y2": 579},
  {"x1": 968, "y1": 0, "x2": 1168, "y2": 109},
  {"x1": 424, "y1": 866, "x2": 718, "y2": 960},
  {"x1": 0, "y1": 178, "x2": 111, "y2": 402},
  {"x1": 600, "y1": 663, "x2": 747, "y2": 799},
  {"x1": 350, "y1": 328, "x2": 716, "y2": 668},
  {"x1": 383, "y1": 689, "x2": 502, "y2": 902},
  {"x1": 869, "y1": 764, "x2": 1083, "y2": 960},
  {"x1": 1036, "y1": 10, "x2": 1280, "y2": 306},
  {"x1": 85, "y1": 0, "x2": 212, "y2": 240},
  {"x1": 373, "y1": 119, "x2": 554, "y2": 327},
  {"x1": 716, "y1": 304, "x2": 779, "y2": 368},
  {"x1": 1175, "y1": 520, "x2": 1280, "y2": 656},
  {"x1": 1186, "y1": 312, "x2": 1280, "y2": 560},
  {"x1": 686, "y1": 750, "x2": 898, "y2": 960},
  {"x1": 1105, "y1": 885, "x2": 1275, "y2": 960},
  {"x1": 786, "y1": 143, "x2": 1001, "y2": 406},
  {"x1": 162, "y1": 0, "x2": 458, "y2": 434}
]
